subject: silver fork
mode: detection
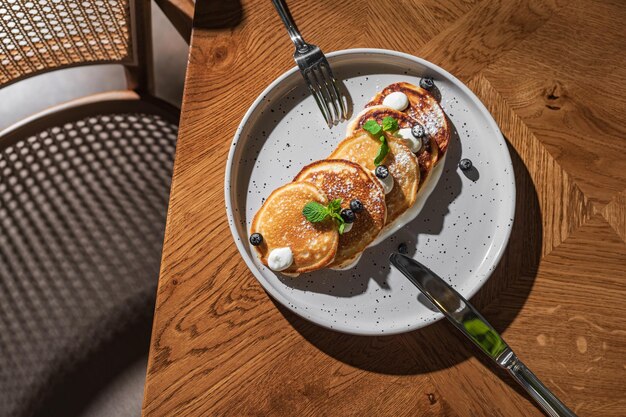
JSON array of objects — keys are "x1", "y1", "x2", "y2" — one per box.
[{"x1": 271, "y1": 0, "x2": 347, "y2": 127}]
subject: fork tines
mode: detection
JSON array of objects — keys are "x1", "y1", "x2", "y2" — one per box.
[{"x1": 297, "y1": 49, "x2": 347, "y2": 127}]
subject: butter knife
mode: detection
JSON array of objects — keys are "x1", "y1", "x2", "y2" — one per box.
[{"x1": 390, "y1": 253, "x2": 577, "y2": 417}]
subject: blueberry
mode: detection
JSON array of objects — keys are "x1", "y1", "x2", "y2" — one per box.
[
  {"x1": 350, "y1": 199, "x2": 364, "y2": 213},
  {"x1": 375, "y1": 165, "x2": 389, "y2": 179},
  {"x1": 411, "y1": 123, "x2": 425, "y2": 138},
  {"x1": 420, "y1": 77, "x2": 434, "y2": 89},
  {"x1": 398, "y1": 242, "x2": 408, "y2": 254},
  {"x1": 459, "y1": 158, "x2": 473, "y2": 171},
  {"x1": 249, "y1": 233, "x2": 263, "y2": 246},
  {"x1": 340, "y1": 208, "x2": 355, "y2": 223}
]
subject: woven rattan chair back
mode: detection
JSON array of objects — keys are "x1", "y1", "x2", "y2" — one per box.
[{"x1": 0, "y1": 0, "x2": 152, "y2": 92}]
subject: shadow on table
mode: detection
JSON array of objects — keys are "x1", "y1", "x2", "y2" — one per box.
[
  {"x1": 194, "y1": 0, "x2": 243, "y2": 29},
  {"x1": 276, "y1": 139, "x2": 542, "y2": 379}
]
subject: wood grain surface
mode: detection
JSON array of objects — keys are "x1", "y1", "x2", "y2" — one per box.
[{"x1": 142, "y1": 0, "x2": 626, "y2": 415}]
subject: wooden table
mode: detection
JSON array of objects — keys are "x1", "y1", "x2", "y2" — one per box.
[{"x1": 142, "y1": 0, "x2": 626, "y2": 415}]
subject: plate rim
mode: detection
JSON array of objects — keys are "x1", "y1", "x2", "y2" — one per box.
[{"x1": 224, "y1": 48, "x2": 516, "y2": 336}]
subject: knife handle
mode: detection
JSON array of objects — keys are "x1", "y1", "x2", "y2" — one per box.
[{"x1": 503, "y1": 353, "x2": 577, "y2": 417}]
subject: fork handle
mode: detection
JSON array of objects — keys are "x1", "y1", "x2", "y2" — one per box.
[{"x1": 271, "y1": 0, "x2": 308, "y2": 52}]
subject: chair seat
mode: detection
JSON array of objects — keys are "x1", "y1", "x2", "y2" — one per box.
[{"x1": 0, "y1": 98, "x2": 178, "y2": 417}]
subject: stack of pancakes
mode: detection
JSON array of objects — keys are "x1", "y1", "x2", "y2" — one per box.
[{"x1": 251, "y1": 82, "x2": 450, "y2": 275}]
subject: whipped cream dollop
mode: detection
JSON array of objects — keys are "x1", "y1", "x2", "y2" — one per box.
[
  {"x1": 397, "y1": 128, "x2": 422, "y2": 153},
  {"x1": 382, "y1": 91, "x2": 409, "y2": 111},
  {"x1": 373, "y1": 170, "x2": 394, "y2": 194},
  {"x1": 342, "y1": 222, "x2": 353, "y2": 233},
  {"x1": 268, "y1": 247, "x2": 293, "y2": 271}
]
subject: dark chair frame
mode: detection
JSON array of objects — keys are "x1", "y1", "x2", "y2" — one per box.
[{"x1": 0, "y1": 1, "x2": 192, "y2": 415}]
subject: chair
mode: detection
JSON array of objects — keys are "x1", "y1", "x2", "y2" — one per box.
[{"x1": 0, "y1": 1, "x2": 192, "y2": 415}]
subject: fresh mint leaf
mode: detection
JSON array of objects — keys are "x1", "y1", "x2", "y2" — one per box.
[
  {"x1": 330, "y1": 211, "x2": 343, "y2": 222},
  {"x1": 382, "y1": 116, "x2": 398, "y2": 132},
  {"x1": 329, "y1": 212, "x2": 346, "y2": 234},
  {"x1": 303, "y1": 198, "x2": 345, "y2": 234},
  {"x1": 327, "y1": 198, "x2": 343, "y2": 214},
  {"x1": 363, "y1": 119, "x2": 382, "y2": 136},
  {"x1": 302, "y1": 201, "x2": 329, "y2": 223},
  {"x1": 374, "y1": 136, "x2": 390, "y2": 166}
]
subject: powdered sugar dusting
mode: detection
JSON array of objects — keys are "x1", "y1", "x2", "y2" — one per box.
[{"x1": 416, "y1": 109, "x2": 444, "y2": 137}]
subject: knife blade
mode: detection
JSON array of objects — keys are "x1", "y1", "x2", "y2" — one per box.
[{"x1": 390, "y1": 253, "x2": 577, "y2": 417}]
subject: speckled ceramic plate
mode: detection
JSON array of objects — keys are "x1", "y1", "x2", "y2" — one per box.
[{"x1": 225, "y1": 49, "x2": 515, "y2": 335}]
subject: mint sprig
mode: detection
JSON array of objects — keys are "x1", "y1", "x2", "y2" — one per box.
[
  {"x1": 302, "y1": 201, "x2": 329, "y2": 222},
  {"x1": 363, "y1": 119, "x2": 382, "y2": 136},
  {"x1": 374, "y1": 139, "x2": 389, "y2": 166},
  {"x1": 363, "y1": 117, "x2": 399, "y2": 166},
  {"x1": 302, "y1": 198, "x2": 346, "y2": 234},
  {"x1": 382, "y1": 116, "x2": 398, "y2": 132}
]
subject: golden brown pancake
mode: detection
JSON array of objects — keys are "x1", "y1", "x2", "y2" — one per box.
[
  {"x1": 251, "y1": 182, "x2": 338, "y2": 274},
  {"x1": 329, "y1": 130, "x2": 420, "y2": 225},
  {"x1": 347, "y1": 105, "x2": 439, "y2": 183},
  {"x1": 294, "y1": 159, "x2": 386, "y2": 268},
  {"x1": 366, "y1": 82, "x2": 450, "y2": 155}
]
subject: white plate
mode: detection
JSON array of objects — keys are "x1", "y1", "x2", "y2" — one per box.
[{"x1": 225, "y1": 49, "x2": 515, "y2": 335}]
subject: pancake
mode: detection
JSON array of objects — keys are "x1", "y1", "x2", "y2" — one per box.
[
  {"x1": 329, "y1": 130, "x2": 420, "y2": 225},
  {"x1": 294, "y1": 160, "x2": 386, "y2": 268},
  {"x1": 251, "y1": 182, "x2": 338, "y2": 274},
  {"x1": 366, "y1": 82, "x2": 450, "y2": 155},
  {"x1": 347, "y1": 105, "x2": 439, "y2": 182}
]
